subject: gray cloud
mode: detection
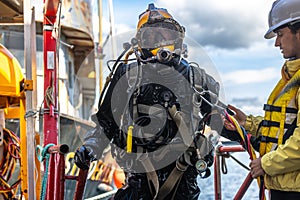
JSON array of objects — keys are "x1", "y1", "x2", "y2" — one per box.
[{"x1": 157, "y1": 0, "x2": 273, "y2": 49}]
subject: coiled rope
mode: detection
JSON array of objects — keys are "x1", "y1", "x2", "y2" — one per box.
[
  {"x1": 0, "y1": 128, "x2": 21, "y2": 199},
  {"x1": 223, "y1": 110, "x2": 263, "y2": 190}
]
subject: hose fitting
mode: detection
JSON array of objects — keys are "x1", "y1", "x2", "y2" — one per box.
[{"x1": 157, "y1": 48, "x2": 173, "y2": 63}]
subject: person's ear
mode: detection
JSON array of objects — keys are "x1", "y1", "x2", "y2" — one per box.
[{"x1": 296, "y1": 30, "x2": 300, "y2": 40}]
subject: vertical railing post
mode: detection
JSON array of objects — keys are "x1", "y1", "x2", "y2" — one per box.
[
  {"x1": 23, "y1": 0, "x2": 37, "y2": 199},
  {"x1": 214, "y1": 150, "x2": 222, "y2": 200},
  {"x1": 73, "y1": 167, "x2": 90, "y2": 200},
  {"x1": 64, "y1": 161, "x2": 90, "y2": 200},
  {"x1": 43, "y1": 0, "x2": 60, "y2": 199},
  {"x1": 46, "y1": 144, "x2": 69, "y2": 200},
  {"x1": 214, "y1": 142, "x2": 246, "y2": 200}
]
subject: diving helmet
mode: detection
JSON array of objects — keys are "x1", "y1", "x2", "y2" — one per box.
[
  {"x1": 265, "y1": 0, "x2": 300, "y2": 39},
  {"x1": 136, "y1": 3, "x2": 185, "y2": 57}
]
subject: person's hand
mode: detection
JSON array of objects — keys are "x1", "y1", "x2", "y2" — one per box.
[
  {"x1": 224, "y1": 104, "x2": 247, "y2": 131},
  {"x1": 74, "y1": 146, "x2": 95, "y2": 170},
  {"x1": 250, "y1": 157, "x2": 265, "y2": 178}
]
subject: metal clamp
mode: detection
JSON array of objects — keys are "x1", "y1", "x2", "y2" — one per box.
[{"x1": 24, "y1": 79, "x2": 33, "y2": 91}]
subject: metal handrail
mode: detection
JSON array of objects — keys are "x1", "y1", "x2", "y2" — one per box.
[{"x1": 214, "y1": 141, "x2": 254, "y2": 200}]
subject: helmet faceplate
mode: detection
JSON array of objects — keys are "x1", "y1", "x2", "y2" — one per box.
[{"x1": 136, "y1": 3, "x2": 185, "y2": 56}]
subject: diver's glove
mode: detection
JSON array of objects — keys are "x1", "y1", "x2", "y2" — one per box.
[
  {"x1": 220, "y1": 127, "x2": 243, "y2": 143},
  {"x1": 74, "y1": 146, "x2": 97, "y2": 170}
]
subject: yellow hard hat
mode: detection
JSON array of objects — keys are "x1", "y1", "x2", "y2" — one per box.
[
  {"x1": 0, "y1": 43, "x2": 24, "y2": 98},
  {"x1": 136, "y1": 3, "x2": 185, "y2": 57}
]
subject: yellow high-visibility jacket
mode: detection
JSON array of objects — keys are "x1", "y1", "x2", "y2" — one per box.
[{"x1": 244, "y1": 59, "x2": 300, "y2": 192}]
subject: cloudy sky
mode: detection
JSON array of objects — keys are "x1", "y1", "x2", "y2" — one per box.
[{"x1": 97, "y1": 0, "x2": 283, "y2": 115}]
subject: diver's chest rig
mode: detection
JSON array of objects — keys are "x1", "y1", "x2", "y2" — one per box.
[{"x1": 107, "y1": 57, "x2": 216, "y2": 199}]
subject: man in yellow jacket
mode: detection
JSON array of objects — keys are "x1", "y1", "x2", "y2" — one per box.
[{"x1": 223, "y1": 0, "x2": 300, "y2": 199}]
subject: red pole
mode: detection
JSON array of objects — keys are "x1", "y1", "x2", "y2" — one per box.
[
  {"x1": 46, "y1": 145, "x2": 68, "y2": 200},
  {"x1": 43, "y1": 0, "x2": 59, "y2": 145},
  {"x1": 234, "y1": 172, "x2": 253, "y2": 200},
  {"x1": 218, "y1": 145, "x2": 245, "y2": 153},
  {"x1": 60, "y1": 154, "x2": 66, "y2": 199},
  {"x1": 55, "y1": 153, "x2": 66, "y2": 200},
  {"x1": 73, "y1": 168, "x2": 89, "y2": 200},
  {"x1": 46, "y1": 154, "x2": 56, "y2": 200},
  {"x1": 43, "y1": 0, "x2": 60, "y2": 199},
  {"x1": 214, "y1": 154, "x2": 222, "y2": 200}
]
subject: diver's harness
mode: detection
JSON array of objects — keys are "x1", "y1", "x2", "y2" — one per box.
[{"x1": 101, "y1": 38, "x2": 222, "y2": 199}]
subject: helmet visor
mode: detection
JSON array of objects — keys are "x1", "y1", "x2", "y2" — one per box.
[{"x1": 137, "y1": 22, "x2": 182, "y2": 49}]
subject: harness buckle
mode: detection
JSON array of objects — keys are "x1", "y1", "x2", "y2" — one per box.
[
  {"x1": 176, "y1": 159, "x2": 188, "y2": 172},
  {"x1": 260, "y1": 136, "x2": 267, "y2": 142},
  {"x1": 261, "y1": 120, "x2": 270, "y2": 127},
  {"x1": 263, "y1": 104, "x2": 271, "y2": 111}
]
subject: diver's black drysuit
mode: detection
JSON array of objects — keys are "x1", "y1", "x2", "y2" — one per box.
[{"x1": 75, "y1": 55, "x2": 220, "y2": 200}]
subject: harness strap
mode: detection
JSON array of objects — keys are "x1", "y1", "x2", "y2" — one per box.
[
  {"x1": 141, "y1": 156, "x2": 160, "y2": 199},
  {"x1": 260, "y1": 119, "x2": 294, "y2": 129},
  {"x1": 283, "y1": 118, "x2": 297, "y2": 143},
  {"x1": 259, "y1": 118, "x2": 297, "y2": 144},
  {"x1": 140, "y1": 104, "x2": 192, "y2": 200},
  {"x1": 168, "y1": 105, "x2": 193, "y2": 146},
  {"x1": 259, "y1": 135, "x2": 278, "y2": 143},
  {"x1": 156, "y1": 158, "x2": 188, "y2": 200},
  {"x1": 263, "y1": 104, "x2": 298, "y2": 114}
]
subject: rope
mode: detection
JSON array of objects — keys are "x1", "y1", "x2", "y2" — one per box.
[
  {"x1": 45, "y1": 86, "x2": 55, "y2": 108},
  {"x1": 229, "y1": 154, "x2": 251, "y2": 171},
  {"x1": 37, "y1": 143, "x2": 55, "y2": 200},
  {"x1": 24, "y1": 110, "x2": 38, "y2": 119},
  {"x1": 223, "y1": 110, "x2": 264, "y2": 197}
]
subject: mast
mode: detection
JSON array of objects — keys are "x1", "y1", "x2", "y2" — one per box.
[
  {"x1": 95, "y1": 0, "x2": 116, "y2": 109},
  {"x1": 108, "y1": 0, "x2": 117, "y2": 58},
  {"x1": 43, "y1": 0, "x2": 60, "y2": 199},
  {"x1": 23, "y1": 0, "x2": 37, "y2": 199},
  {"x1": 99, "y1": 0, "x2": 103, "y2": 93},
  {"x1": 94, "y1": 0, "x2": 103, "y2": 111}
]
